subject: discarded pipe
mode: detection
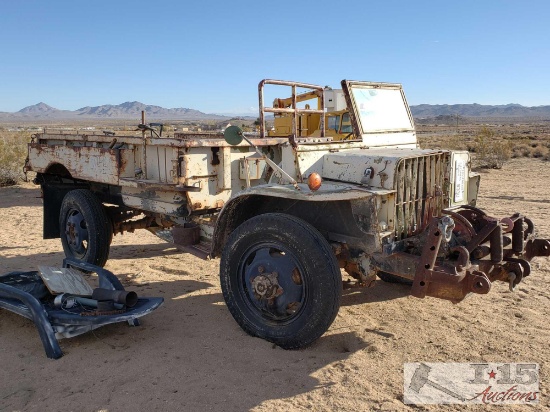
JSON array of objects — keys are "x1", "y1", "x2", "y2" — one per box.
[
  {"x1": 92, "y1": 288, "x2": 138, "y2": 308},
  {"x1": 54, "y1": 293, "x2": 126, "y2": 310}
]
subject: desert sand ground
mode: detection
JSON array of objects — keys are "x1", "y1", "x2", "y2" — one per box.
[{"x1": 0, "y1": 158, "x2": 549, "y2": 412}]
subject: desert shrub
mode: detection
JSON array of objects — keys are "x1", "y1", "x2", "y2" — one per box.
[
  {"x1": 417, "y1": 135, "x2": 432, "y2": 149},
  {"x1": 0, "y1": 131, "x2": 28, "y2": 186},
  {"x1": 532, "y1": 146, "x2": 549, "y2": 158},
  {"x1": 443, "y1": 134, "x2": 469, "y2": 151},
  {"x1": 472, "y1": 126, "x2": 512, "y2": 169},
  {"x1": 512, "y1": 143, "x2": 533, "y2": 158}
]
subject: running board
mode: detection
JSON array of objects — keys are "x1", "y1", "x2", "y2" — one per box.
[
  {"x1": 147, "y1": 228, "x2": 212, "y2": 260},
  {"x1": 176, "y1": 241, "x2": 212, "y2": 260}
]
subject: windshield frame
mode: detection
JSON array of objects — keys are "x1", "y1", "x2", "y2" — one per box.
[{"x1": 341, "y1": 80, "x2": 415, "y2": 137}]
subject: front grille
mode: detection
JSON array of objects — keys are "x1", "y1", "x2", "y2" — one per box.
[{"x1": 394, "y1": 153, "x2": 449, "y2": 239}]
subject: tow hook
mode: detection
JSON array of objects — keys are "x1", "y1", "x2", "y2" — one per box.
[{"x1": 438, "y1": 216, "x2": 455, "y2": 243}]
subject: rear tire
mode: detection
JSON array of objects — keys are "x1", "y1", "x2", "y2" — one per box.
[
  {"x1": 220, "y1": 213, "x2": 341, "y2": 349},
  {"x1": 59, "y1": 189, "x2": 112, "y2": 267}
]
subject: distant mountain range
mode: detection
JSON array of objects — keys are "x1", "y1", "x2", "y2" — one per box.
[
  {"x1": 1, "y1": 101, "x2": 550, "y2": 122},
  {"x1": 410, "y1": 103, "x2": 550, "y2": 118},
  {"x1": 0, "y1": 101, "x2": 229, "y2": 121}
]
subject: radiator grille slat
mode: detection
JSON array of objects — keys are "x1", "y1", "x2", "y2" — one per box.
[
  {"x1": 409, "y1": 158, "x2": 418, "y2": 237},
  {"x1": 395, "y1": 153, "x2": 448, "y2": 240},
  {"x1": 416, "y1": 157, "x2": 424, "y2": 232}
]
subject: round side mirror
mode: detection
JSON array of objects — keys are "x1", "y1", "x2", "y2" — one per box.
[{"x1": 224, "y1": 125, "x2": 244, "y2": 145}]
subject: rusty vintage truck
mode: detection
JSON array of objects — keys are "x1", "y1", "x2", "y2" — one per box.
[{"x1": 25, "y1": 79, "x2": 550, "y2": 349}]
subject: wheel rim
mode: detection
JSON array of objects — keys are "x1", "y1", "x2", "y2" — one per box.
[
  {"x1": 65, "y1": 208, "x2": 89, "y2": 258},
  {"x1": 238, "y1": 242, "x2": 306, "y2": 323}
]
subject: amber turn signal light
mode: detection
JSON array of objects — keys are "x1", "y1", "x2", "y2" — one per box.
[{"x1": 308, "y1": 172, "x2": 322, "y2": 191}]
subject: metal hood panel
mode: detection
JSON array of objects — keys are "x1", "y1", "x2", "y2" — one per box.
[{"x1": 322, "y1": 147, "x2": 449, "y2": 190}]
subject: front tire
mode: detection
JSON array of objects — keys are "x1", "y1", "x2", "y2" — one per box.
[
  {"x1": 59, "y1": 189, "x2": 112, "y2": 267},
  {"x1": 220, "y1": 213, "x2": 341, "y2": 349}
]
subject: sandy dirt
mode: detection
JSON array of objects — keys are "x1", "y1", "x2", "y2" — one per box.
[{"x1": 0, "y1": 158, "x2": 549, "y2": 411}]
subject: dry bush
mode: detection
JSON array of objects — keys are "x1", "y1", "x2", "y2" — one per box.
[
  {"x1": 512, "y1": 143, "x2": 533, "y2": 158},
  {"x1": 418, "y1": 122, "x2": 550, "y2": 162},
  {"x1": 511, "y1": 142, "x2": 550, "y2": 159},
  {"x1": 443, "y1": 134, "x2": 469, "y2": 151},
  {"x1": 472, "y1": 126, "x2": 512, "y2": 169},
  {"x1": 0, "y1": 130, "x2": 28, "y2": 186},
  {"x1": 512, "y1": 139, "x2": 533, "y2": 158},
  {"x1": 437, "y1": 135, "x2": 476, "y2": 153},
  {"x1": 417, "y1": 135, "x2": 436, "y2": 149},
  {"x1": 532, "y1": 145, "x2": 549, "y2": 158},
  {"x1": 419, "y1": 134, "x2": 471, "y2": 151}
]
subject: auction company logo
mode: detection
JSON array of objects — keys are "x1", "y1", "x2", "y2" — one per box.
[{"x1": 404, "y1": 363, "x2": 539, "y2": 405}]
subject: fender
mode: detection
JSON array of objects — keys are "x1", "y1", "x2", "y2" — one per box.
[{"x1": 211, "y1": 182, "x2": 394, "y2": 258}]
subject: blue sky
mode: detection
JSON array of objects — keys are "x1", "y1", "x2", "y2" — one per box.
[{"x1": 1, "y1": 0, "x2": 549, "y2": 114}]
